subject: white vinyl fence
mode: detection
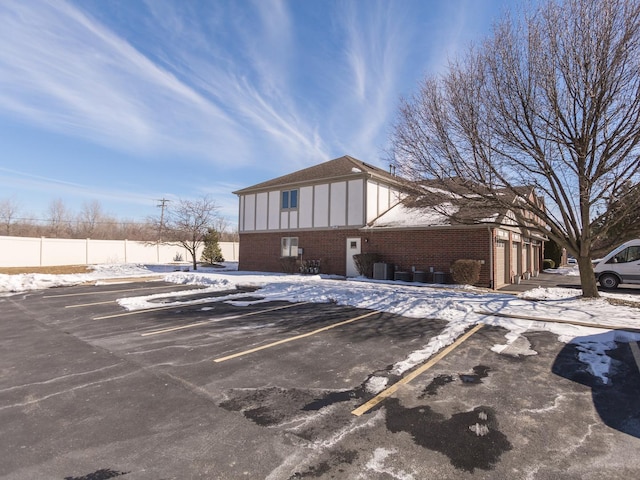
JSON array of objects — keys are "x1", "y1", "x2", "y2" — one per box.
[{"x1": 0, "y1": 235, "x2": 239, "y2": 268}]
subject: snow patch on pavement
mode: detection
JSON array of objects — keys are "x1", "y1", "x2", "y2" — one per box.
[
  {"x1": 364, "y1": 376, "x2": 389, "y2": 394},
  {"x1": 364, "y1": 447, "x2": 415, "y2": 480},
  {"x1": 491, "y1": 331, "x2": 538, "y2": 357}
]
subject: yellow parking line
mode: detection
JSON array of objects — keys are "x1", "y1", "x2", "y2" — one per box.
[
  {"x1": 214, "y1": 310, "x2": 380, "y2": 363},
  {"x1": 141, "y1": 302, "x2": 309, "y2": 336},
  {"x1": 351, "y1": 324, "x2": 484, "y2": 416}
]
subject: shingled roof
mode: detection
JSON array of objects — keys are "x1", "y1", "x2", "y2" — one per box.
[
  {"x1": 366, "y1": 179, "x2": 546, "y2": 233},
  {"x1": 233, "y1": 155, "x2": 402, "y2": 194}
]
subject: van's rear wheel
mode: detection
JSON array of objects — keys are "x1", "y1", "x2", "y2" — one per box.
[{"x1": 599, "y1": 273, "x2": 620, "y2": 289}]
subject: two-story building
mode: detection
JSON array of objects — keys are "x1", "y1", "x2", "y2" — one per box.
[{"x1": 234, "y1": 155, "x2": 545, "y2": 288}]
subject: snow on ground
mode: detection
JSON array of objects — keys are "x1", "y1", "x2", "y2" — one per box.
[
  {"x1": 2, "y1": 263, "x2": 640, "y2": 386},
  {"x1": 544, "y1": 265, "x2": 581, "y2": 276}
]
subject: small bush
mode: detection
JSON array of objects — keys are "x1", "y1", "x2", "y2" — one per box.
[
  {"x1": 543, "y1": 258, "x2": 555, "y2": 270},
  {"x1": 353, "y1": 253, "x2": 380, "y2": 278},
  {"x1": 280, "y1": 257, "x2": 298, "y2": 274},
  {"x1": 173, "y1": 252, "x2": 183, "y2": 262},
  {"x1": 451, "y1": 259, "x2": 482, "y2": 285}
]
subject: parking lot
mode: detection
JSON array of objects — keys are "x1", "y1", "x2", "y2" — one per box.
[{"x1": 1, "y1": 280, "x2": 640, "y2": 480}]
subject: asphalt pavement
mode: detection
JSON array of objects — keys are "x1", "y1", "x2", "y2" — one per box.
[
  {"x1": 1, "y1": 281, "x2": 639, "y2": 479},
  {"x1": 497, "y1": 271, "x2": 580, "y2": 293}
]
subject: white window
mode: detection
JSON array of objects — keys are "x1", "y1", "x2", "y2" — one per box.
[
  {"x1": 281, "y1": 237, "x2": 299, "y2": 257},
  {"x1": 281, "y1": 189, "x2": 298, "y2": 210}
]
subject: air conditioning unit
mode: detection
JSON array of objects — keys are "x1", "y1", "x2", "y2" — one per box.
[{"x1": 373, "y1": 262, "x2": 394, "y2": 280}]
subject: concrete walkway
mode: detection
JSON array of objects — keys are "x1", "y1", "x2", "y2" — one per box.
[{"x1": 497, "y1": 271, "x2": 581, "y2": 294}]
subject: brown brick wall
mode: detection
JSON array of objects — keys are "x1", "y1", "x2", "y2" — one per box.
[
  {"x1": 238, "y1": 229, "x2": 364, "y2": 276},
  {"x1": 365, "y1": 228, "x2": 492, "y2": 286},
  {"x1": 238, "y1": 227, "x2": 493, "y2": 287}
]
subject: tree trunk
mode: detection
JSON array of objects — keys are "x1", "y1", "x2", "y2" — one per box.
[{"x1": 577, "y1": 256, "x2": 599, "y2": 298}]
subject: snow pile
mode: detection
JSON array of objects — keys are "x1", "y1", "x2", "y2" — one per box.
[
  {"x1": 0, "y1": 272, "x2": 92, "y2": 292},
  {"x1": 544, "y1": 265, "x2": 581, "y2": 276},
  {"x1": 0, "y1": 263, "x2": 238, "y2": 293},
  {"x1": 519, "y1": 287, "x2": 583, "y2": 301},
  {"x1": 0, "y1": 264, "x2": 155, "y2": 293}
]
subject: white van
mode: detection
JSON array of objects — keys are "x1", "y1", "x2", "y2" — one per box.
[{"x1": 593, "y1": 239, "x2": 640, "y2": 289}]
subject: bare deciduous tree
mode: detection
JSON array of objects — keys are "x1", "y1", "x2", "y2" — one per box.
[
  {"x1": 212, "y1": 216, "x2": 230, "y2": 237},
  {"x1": 220, "y1": 227, "x2": 239, "y2": 243},
  {"x1": 157, "y1": 195, "x2": 220, "y2": 270},
  {"x1": 592, "y1": 180, "x2": 640, "y2": 256},
  {"x1": 392, "y1": 0, "x2": 640, "y2": 297},
  {"x1": 76, "y1": 200, "x2": 104, "y2": 238},
  {"x1": 47, "y1": 198, "x2": 73, "y2": 238},
  {"x1": 0, "y1": 197, "x2": 19, "y2": 235}
]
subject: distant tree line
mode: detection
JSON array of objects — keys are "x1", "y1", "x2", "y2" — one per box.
[{"x1": 0, "y1": 197, "x2": 238, "y2": 242}]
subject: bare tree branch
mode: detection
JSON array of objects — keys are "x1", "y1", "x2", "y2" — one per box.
[
  {"x1": 155, "y1": 195, "x2": 220, "y2": 270},
  {"x1": 391, "y1": 0, "x2": 640, "y2": 297},
  {"x1": 0, "y1": 197, "x2": 19, "y2": 235}
]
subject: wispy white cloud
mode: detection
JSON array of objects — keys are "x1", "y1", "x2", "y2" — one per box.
[
  {"x1": 0, "y1": 0, "x2": 504, "y2": 196},
  {"x1": 0, "y1": 0, "x2": 434, "y2": 179},
  {"x1": 191, "y1": 180, "x2": 244, "y2": 222},
  {"x1": 183, "y1": 3, "x2": 328, "y2": 164},
  {"x1": 330, "y1": 0, "x2": 508, "y2": 166},
  {"x1": 331, "y1": 1, "x2": 412, "y2": 162},
  {"x1": 0, "y1": 167, "x2": 161, "y2": 208},
  {"x1": 127, "y1": 0, "x2": 330, "y2": 169},
  {"x1": 0, "y1": 0, "x2": 247, "y2": 164},
  {"x1": 208, "y1": 0, "x2": 331, "y2": 166},
  {"x1": 411, "y1": 1, "x2": 510, "y2": 78}
]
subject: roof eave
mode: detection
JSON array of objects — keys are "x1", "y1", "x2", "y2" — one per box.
[{"x1": 233, "y1": 171, "x2": 404, "y2": 196}]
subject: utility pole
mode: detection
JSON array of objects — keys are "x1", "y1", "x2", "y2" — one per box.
[{"x1": 157, "y1": 198, "x2": 169, "y2": 240}]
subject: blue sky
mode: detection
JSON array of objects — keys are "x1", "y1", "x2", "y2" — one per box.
[{"x1": 0, "y1": 0, "x2": 510, "y2": 228}]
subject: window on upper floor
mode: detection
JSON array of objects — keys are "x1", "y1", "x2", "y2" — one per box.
[{"x1": 281, "y1": 189, "x2": 298, "y2": 210}]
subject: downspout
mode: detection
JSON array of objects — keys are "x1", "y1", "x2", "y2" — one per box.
[{"x1": 488, "y1": 227, "x2": 494, "y2": 290}]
